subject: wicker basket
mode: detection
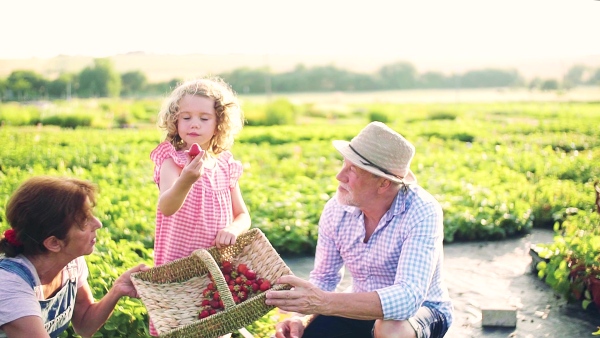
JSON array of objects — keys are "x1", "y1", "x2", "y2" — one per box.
[{"x1": 131, "y1": 228, "x2": 294, "y2": 338}]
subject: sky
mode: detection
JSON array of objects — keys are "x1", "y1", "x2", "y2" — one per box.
[{"x1": 1, "y1": 0, "x2": 599, "y2": 62}]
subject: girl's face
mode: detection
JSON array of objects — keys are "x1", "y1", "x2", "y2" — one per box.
[{"x1": 177, "y1": 94, "x2": 217, "y2": 151}]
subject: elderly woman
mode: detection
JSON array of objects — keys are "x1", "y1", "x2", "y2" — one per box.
[{"x1": 0, "y1": 176, "x2": 148, "y2": 338}]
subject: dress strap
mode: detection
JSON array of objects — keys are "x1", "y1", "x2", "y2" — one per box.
[{"x1": 0, "y1": 259, "x2": 36, "y2": 288}]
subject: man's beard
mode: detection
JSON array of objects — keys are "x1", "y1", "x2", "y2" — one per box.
[{"x1": 336, "y1": 186, "x2": 357, "y2": 207}]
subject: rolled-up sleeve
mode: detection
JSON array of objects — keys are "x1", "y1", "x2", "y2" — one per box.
[{"x1": 309, "y1": 198, "x2": 345, "y2": 291}]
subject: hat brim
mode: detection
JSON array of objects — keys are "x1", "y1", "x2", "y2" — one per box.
[{"x1": 333, "y1": 140, "x2": 416, "y2": 185}]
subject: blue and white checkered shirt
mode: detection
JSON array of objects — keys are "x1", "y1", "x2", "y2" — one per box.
[{"x1": 309, "y1": 185, "x2": 453, "y2": 327}]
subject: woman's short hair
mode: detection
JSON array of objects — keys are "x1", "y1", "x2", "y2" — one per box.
[{"x1": 0, "y1": 176, "x2": 97, "y2": 257}]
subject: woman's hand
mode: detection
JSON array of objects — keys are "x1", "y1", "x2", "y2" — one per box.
[{"x1": 113, "y1": 264, "x2": 150, "y2": 298}]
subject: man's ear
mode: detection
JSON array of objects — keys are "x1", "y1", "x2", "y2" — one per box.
[
  {"x1": 43, "y1": 236, "x2": 63, "y2": 253},
  {"x1": 377, "y1": 178, "x2": 392, "y2": 191}
]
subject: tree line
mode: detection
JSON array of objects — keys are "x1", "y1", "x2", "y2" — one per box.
[{"x1": 1, "y1": 58, "x2": 599, "y2": 101}]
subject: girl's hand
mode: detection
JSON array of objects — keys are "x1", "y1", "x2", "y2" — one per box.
[
  {"x1": 180, "y1": 150, "x2": 206, "y2": 183},
  {"x1": 213, "y1": 227, "x2": 239, "y2": 248}
]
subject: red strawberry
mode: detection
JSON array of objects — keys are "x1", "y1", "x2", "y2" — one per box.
[
  {"x1": 199, "y1": 310, "x2": 210, "y2": 319},
  {"x1": 237, "y1": 263, "x2": 248, "y2": 275},
  {"x1": 244, "y1": 269, "x2": 257, "y2": 280},
  {"x1": 213, "y1": 291, "x2": 220, "y2": 300},
  {"x1": 259, "y1": 280, "x2": 271, "y2": 292},
  {"x1": 251, "y1": 282, "x2": 260, "y2": 292},
  {"x1": 237, "y1": 290, "x2": 248, "y2": 301},
  {"x1": 201, "y1": 299, "x2": 210, "y2": 307},
  {"x1": 188, "y1": 143, "x2": 203, "y2": 158},
  {"x1": 202, "y1": 289, "x2": 213, "y2": 298},
  {"x1": 209, "y1": 309, "x2": 216, "y2": 315},
  {"x1": 209, "y1": 300, "x2": 220, "y2": 309}
]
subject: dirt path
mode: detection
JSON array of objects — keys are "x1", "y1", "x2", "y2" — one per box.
[{"x1": 283, "y1": 228, "x2": 599, "y2": 338}]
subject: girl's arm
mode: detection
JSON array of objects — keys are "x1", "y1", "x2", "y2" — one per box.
[
  {"x1": 213, "y1": 183, "x2": 251, "y2": 248},
  {"x1": 157, "y1": 156, "x2": 203, "y2": 216}
]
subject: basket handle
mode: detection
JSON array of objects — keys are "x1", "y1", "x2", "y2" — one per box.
[{"x1": 193, "y1": 249, "x2": 236, "y2": 310}]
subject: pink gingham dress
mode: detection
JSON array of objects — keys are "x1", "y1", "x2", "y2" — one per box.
[{"x1": 150, "y1": 141, "x2": 243, "y2": 266}]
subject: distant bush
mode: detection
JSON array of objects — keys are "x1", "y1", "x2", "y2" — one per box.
[
  {"x1": 243, "y1": 104, "x2": 267, "y2": 126},
  {"x1": 264, "y1": 98, "x2": 296, "y2": 125},
  {"x1": 429, "y1": 111, "x2": 457, "y2": 120},
  {"x1": 0, "y1": 103, "x2": 41, "y2": 126},
  {"x1": 420, "y1": 132, "x2": 475, "y2": 143},
  {"x1": 453, "y1": 132, "x2": 475, "y2": 142},
  {"x1": 42, "y1": 114, "x2": 93, "y2": 128},
  {"x1": 368, "y1": 110, "x2": 390, "y2": 123}
]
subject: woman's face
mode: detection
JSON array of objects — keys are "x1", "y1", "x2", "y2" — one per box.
[{"x1": 62, "y1": 200, "x2": 102, "y2": 258}]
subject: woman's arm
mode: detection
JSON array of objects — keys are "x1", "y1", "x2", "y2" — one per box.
[
  {"x1": 1, "y1": 316, "x2": 50, "y2": 338},
  {"x1": 70, "y1": 264, "x2": 148, "y2": 337}
]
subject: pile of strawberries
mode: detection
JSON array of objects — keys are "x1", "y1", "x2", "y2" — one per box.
[{"x1": 198, "y1": 260, "x2": 272, "y2": 319}]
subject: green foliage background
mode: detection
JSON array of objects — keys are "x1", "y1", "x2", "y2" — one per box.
[{"x1": 0, "y1": 99, "x2": 599, "y2": 336}]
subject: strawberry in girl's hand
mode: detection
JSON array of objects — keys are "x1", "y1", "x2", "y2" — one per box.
[{"x1": 188, "y1": 143, "x2": 204, "y2": 159}]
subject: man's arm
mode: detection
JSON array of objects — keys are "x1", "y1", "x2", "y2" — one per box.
[
  {"x1": 266, "y1": 275, "x2": 384, "y2": 320},
  {"x1": 308, "y1": 198, "x2": 346, "y2": 291}
]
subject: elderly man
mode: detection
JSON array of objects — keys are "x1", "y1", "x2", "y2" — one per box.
[{"x1": 266, "y1": 122, "x2": 453, "y2": 338}]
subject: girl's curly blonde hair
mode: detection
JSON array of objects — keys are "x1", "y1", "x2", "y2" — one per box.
[{"x1": 157, "y1": 77, "x2": 244, "y2": 155}]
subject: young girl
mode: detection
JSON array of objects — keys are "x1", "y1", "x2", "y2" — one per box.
[
  {"x1": 150, "y1": 76, "x2": 251, "y2": 266},
  {"x1": 149, "y1": 77, "x2": 250, "y2": 335}
]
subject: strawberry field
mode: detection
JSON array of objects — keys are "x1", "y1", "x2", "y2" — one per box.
[{"x1": 0, "y1": 98, "x2": 599, "y2": 337}]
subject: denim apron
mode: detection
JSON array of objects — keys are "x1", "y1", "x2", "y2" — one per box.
[{"x1": 0, "y1": 258, "x2": 78, "y2": 338}]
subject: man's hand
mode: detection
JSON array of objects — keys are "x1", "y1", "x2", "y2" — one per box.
[{"x1": 265, "y1": 275, "x2": 329, "y2": 314}]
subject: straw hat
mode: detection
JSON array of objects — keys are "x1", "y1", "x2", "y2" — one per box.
[{"x1": 332, "y1": 121, "x2": 417, "y2": 185}]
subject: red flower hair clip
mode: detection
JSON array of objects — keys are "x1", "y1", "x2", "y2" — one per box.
[{"x1": 3, "y1": 229, "x2": 22, "y2": 247}]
